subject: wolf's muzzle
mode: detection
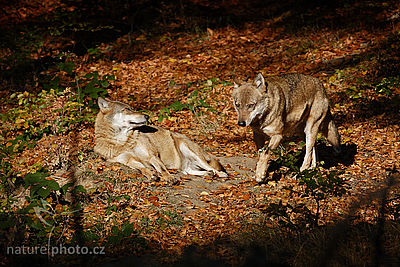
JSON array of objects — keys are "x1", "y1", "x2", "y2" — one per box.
[{"x1": 238, "y1": 121, "x2": 246, "y2": 127}]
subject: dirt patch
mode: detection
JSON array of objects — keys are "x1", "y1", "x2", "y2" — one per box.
[
  {"x1": 15, "y1": 154, "x2": 259, "y2": 213},
  {"x1": 163, "y1": 156, "x2": 257, "y2": 212}
]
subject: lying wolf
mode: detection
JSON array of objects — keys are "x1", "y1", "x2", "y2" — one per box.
[
  {"x1": 232, "y1": 73, "x2": 341, "y2": 182},
  {"x1": 94, "y1": 97, "x2": 227, "y2": 183}
]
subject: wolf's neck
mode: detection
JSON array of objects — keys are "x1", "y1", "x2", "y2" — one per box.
[
  {"x1": 250, "y1": 99, "x2": 270, "y2": 127},
  {"x1": 94, "y1": 125, "x2": 134, "y2": 159},
  {"x1": 114, "y1": 128, "x2": 131, "y2": 144}
]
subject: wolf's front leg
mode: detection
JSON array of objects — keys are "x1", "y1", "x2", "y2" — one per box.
[
  {"x1": 255, "y1": 134, "x2": 282, "y2": 182},
  {"x1": 110, "y1": 152, "x2": 156, "y2": 180},
  {"x1": 148, "y1": 157, "x2": 178, "y2": 184},
  {"x1": 255, "y1": 150, "x2": 270, "y2": 183}
]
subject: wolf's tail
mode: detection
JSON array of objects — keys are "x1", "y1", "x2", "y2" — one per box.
[
  {"x1": 321, "y1": 109, "x2": 341, "y2": 154},
  {"x1": 208, "y1": 158, "x2": 226, "y2": 172}
]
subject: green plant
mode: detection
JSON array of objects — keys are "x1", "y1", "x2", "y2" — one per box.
[
  {"x1": 297, "y1": 167, "x2": 346, "y2": 225},
  {"x1": 30, "y1": 197, "x2": 80, "y2": 243},
  {"x1": 329, "y1": 68, "x2": 366, "y2": 99},
  {"x1": 375, "y1": 76, "x2": 400, "y2": 96},
  {"x1": 0, "y1": 170, "x2": 87, "y2": 245},
  {"x1": 157, "y1": 78, "x2": 221, "y2": 122},
  {"x1": 24, "y1": 170, "x2": 58, "y2": 200},
  {"x1": 23, "y1": 170, "x2": 87, "y2": 207},
  {"x1": 5, "y1": 89, "x2": 93, "y2": 136},
  {"x1": 3, "y1": 62, "x2": 113, "y2": 137},
  {"x1": 157, "y1": 209, "x2": 183, "y2": 227},
  {"x1": 158, "y1": 90, "x2": 213, "y2": 122},
  {"x1": 272, "y1": 142, "x2": 305, "y2": 173},
  {"x1": 265, "y1": 201, "x2": 297, "y2": 229},
  {"x1": 107, "y1": 222, "x2": 136, "y2": 244},
  {"x1": 266, "y1": 144, "x2": 347, "y2": 227},
  {"x1": 105, "y1": 194, "x2": 131, "y2": 216},
  {"x1": 76, "y1": 71, "x2": 114, "y2": 108},
  {"x1": 345, "y1": 85, "x2": 364, "y2": 99},
  {"x1": 0, "y1": 85, "x2": 95, "y2": 240},
  {"x1": 0, "y1": 87, "x2": 99, "y2": 195},
  {"x1": 40, "y1": 60, "x2": 114, "y2": 108}
]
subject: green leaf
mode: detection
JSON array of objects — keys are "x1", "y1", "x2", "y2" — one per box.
[
  {"x1": 111, "y1": 225, "x2": 119, "y2": 235},
  {"x1": 44, "y1": 179, "x2": 60, "y2": 190},
  {"x1": 31, "y1": 221, "x2": 45, "y2": 230},
  {"x1": 58, "y1": 62, "x2": 75, "y2": 75},
  {"x1": 24, "y1": 171, "x2": 48, "y2": 186},
  {"x1": 84, "y1": 231, "x2": 100, "y2": 241},
  {"x1": 24, "y1": 173, "x2": 42, "y2": 185},
  {"x1": 121, "y1": 222, "x2": 134, "y2": 236},
  {"x1": 37, "y1": 188, "x2": 50, "y2": 198},
  {"x1": 61, "y1": 183, "x2": 74, "y2": 194},
  {"x1": 73, "y1": 185, "x2": 87, "y2": 194},
  {"x1": 100, "y1": 80, "x2": 109, "y2": 88},
  {"x1": 0, "y1": 215, "x2": 16, "y2": 229},
  {"x1": 106, "y1": 75, "x2": 115, "y2": 81}
]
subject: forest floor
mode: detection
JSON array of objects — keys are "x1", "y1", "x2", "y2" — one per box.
[{"x1": 1, "y1": 0, "x2": 400, "y2": 266}]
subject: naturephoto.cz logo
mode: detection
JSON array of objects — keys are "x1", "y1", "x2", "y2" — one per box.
[{"x1": 7, "y1": 245, "x2": 105, "y2": 257}]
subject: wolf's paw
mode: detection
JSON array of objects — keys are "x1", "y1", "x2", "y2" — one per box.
[
  {"x1": 255, "y1": 175, "x2": 265, "y2": 183},
  {"x1": 167, "y1": 176, "x2": 180, "y2": 185},
  {"x1": 255, "y1": 170, "x2": 267, "y2": 183},
  {"x1": 216, "y1": 171, "x2": 228, "y2": 178},
  {"x1": 149, "y1": 174, "x2": 160, "y2": 182},
  {"x1": 300, "y1": 165, "x2": 309, "y2": 172},
  {"x1": 255, "y1": 169, "x2": 267, "y2": 183}
]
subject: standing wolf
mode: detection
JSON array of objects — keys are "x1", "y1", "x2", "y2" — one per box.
[
  {"x1": 232, "y1": 73, "x2": 341, "y2": 182},
  {"x1": 94, "y1": 97, "x2": 227, "y2": 183}
]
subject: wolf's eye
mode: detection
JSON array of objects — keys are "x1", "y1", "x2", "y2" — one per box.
[
  {"x1": 248, "y1": 103, "x2": 255, "y2": 109},
  {"x1": 235, "y1": 102, "x2": 240, "y2": 108}
]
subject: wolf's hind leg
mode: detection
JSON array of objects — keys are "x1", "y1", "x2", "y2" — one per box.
[
  {"x1": 311, "y1": 146, "x2": 317, "y2": 168},
  {"x1": 321, "y1": 109, "x2": 341, "y2": 154},
  {"x1": 148, "y1": 157, "x2": 177, "y2": 183},
  {"x1": 179, "y1": 143, "x2": 226, "y2": 177},
  {"x1": 110, "y1": 152, "x2": 155, "y2": 179},
  {"x1": 183, "y1": 169, "x2": 212, "y2": 176},
  {"x1": 207, "y1": 158, "x2": 228, "y2": 177},
  {"x1": 301, "y1": 120, "x2": 321, "y2": 172}
]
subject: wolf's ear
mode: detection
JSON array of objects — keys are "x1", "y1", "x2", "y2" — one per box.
[
  {"x1": 254, "y1": 73, "x2": 267, "y2": 91},
  {"x1": 98, "y1": 97, "x2": 111, "y2": 112},
  {"x1": 233, "y1": 77, "x2": 242, "y2": 88}
]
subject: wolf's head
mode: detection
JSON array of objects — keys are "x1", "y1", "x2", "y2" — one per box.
[
  {"x1": 97, "y1": 97, "x2": 149, "y2": 131},
  {"x1": 232, "y1": 73, "x2": 267, "y2": 127}
]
